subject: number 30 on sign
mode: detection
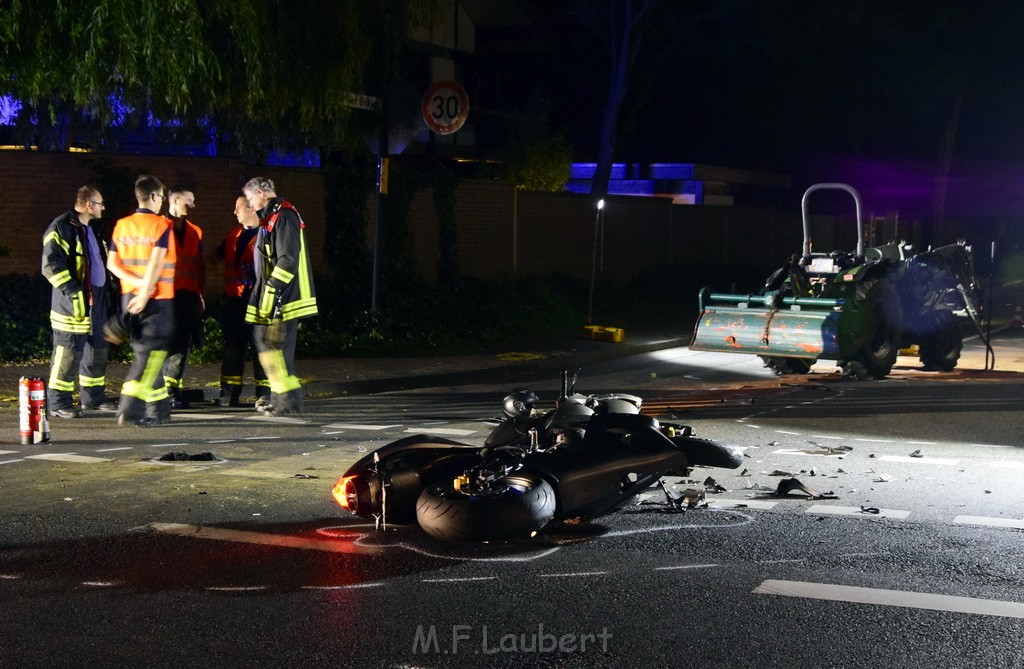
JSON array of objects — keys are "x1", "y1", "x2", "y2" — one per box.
[{"x1": 421, "y1": 80, "x2": 470, "y2": 135}]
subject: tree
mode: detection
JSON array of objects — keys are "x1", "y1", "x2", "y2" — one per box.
[{"x1": 0, "y1": 0, "x2": 446, "y2": 153}]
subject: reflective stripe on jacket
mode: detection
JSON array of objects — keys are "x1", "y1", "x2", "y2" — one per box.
[
  {"x1": 245, "y1": 199, "x2": 317, "y2": 324},
  {"x1": 111, "y1": 211, "x2": 177, "y2": 299},
  {"x1": 41, "y1": 211, "x2": 91, "y2": 334}
]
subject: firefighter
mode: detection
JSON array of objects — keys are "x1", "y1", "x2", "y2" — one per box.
[
  {"x1": 161, "y1": 185, "x2": 206, "y2": 408},
  {"x1": 242, "y1": 176, "x2": 318, "y2": 416},
  {"x1": 106, "y1": 175, "x2": 177, "y2": 427},
  {"x1": 213, "y1": 195, "x2": 269, "y2": 408},
  {"x1": 40, "y1": 186, "x2": 117, "y2": 418}
]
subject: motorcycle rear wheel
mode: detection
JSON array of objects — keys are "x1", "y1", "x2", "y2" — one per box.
[{"x1": 415, "y1": 474, "x2": 556, "y2": 541}]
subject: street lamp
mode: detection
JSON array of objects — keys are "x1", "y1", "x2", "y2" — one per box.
[{"x1": 587, "y1": 199, "x2": 605, "y2": 325}]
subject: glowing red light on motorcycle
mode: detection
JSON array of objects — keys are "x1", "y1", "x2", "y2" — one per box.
[{"x1": 332, "y1": 476, "x2": 359, "y2": 512}]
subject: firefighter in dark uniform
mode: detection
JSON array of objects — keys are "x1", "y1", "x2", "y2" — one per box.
[
  {"x1": 213, "y1": 195, "x2": 269, "y2": 408},
  {"x1": 242, "y1": 177, "x2": 318, "y2": 416},
  {"x1": 161, "y1": 185, "x2": 206, "y2": 408},
  {"x1": 41, "y1": 186, "x2": 117, "y2": 418},
  {"x1": 106, "y1": 175, "x2": 177, "y2": 427}
]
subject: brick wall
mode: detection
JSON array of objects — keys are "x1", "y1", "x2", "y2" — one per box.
[{"x1": 2, "y1": 151, "x2": 804, "y2": 298}]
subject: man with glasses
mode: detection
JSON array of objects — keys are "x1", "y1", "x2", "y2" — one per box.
[
  {"x1": 41, "y1": 186, "x2": 117, "y2": 418},
  {"x1": 106, "y1": 175, "x2": 177, "y2": 426}
]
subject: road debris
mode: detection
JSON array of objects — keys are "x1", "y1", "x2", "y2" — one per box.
[
  {"x1": 157, "y1": 451, "x2": 217, "y2": 462},
  {"x1": 773, "y1": 477, "x2": 838, "y2": 500}
]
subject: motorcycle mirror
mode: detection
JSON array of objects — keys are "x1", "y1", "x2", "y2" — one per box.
[{"x1": 570, "y1": 368, "x2": 580, "y2": 394}]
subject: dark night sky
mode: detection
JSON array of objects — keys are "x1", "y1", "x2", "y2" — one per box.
[
  {"x1": 528, "y1": 2, "x2": 1024, "y2": 171},
  {"x1": 512, "y1": 1, "x2": 1024, "y2": 224}
]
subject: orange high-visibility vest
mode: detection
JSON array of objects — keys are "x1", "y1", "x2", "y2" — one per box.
[
  {"x1": 173, "y1": 219, "x2": 203, "y2": 293},
  {"x1": 222, "y1": 226, "x2": 258, "y2": 297},
  {"x1": 111, "y1": 211, "x2": 176, "y2": 300}
]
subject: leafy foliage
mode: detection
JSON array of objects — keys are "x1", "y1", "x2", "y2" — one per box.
[{"x1": 0, "y1": 0, "x2": 447, "y2": 152}]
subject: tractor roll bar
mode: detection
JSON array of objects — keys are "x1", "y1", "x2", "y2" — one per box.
[{"x1": 801, "y1": 183, "x2": 864, "y2": 259}]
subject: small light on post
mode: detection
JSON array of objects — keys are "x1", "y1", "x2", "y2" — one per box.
[{"x1": 587, "y1": 200, "x2": 605, "y2": 325}]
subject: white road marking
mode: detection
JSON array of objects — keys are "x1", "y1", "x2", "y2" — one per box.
[
  {"x1": 990, "y1": 461, "x2": 1024, "y2": 471},
  {"x1": 706, "y1": 499, "x2": 780, "y2": 510},
  {"x1": 149, "y1": 522, "x2": 380, "y2": 554},
  {"x1": 321, "y1": 430, "x2": 345, "y2": 435},
  {"x1": 245, "y1": 415, "x2": 308, "y2": 424},
  {"x1": 206, "y1": 586, "x2": 267, "y2": 592},
  {"x1": 421, "y1": 576, "x2": 497, "y2": 583},
  {"x1": 877, "y1": 455, "x2": 958, "y2": 465},
  {"x1": 0, "y1": 450, "x2": 17, "y2": 455},
  {"x1": 323, "y1": 423, "x2": 400, "y2": 431},
  {"x1": 301, "y1": 582, "x2": 386, "y2": 591},
  {"x1": 854, "y1": 438, "x2": 895, "y2": 443},
  {"x1": 540, "y1": 571, "x2": 607, "y2": 578},
  {"x1": 205, "y1": 439, "x2": 236, "y2": 444},
  {"x1": 772, "y1": 448, "x2": 845, "y2": 458},
  {"x1": 405, "y1": 427, "x2": 476, "y2": 437},
  {"x1": 952, "y1": 516, "x2": 1024, "y2": 530},
  {"x1": 653, "y1": 563, "x2": 719, "y2": 571},
  {"x1": 775, "y1": 430, "x2": 800, "y2": 435},
  {"x1": 95, "y1": 447, "x2": 133, "y2": 453},
  {"x1": 753, "y1": 579, "x2": 1024, "y2": 619},
  {"x1": 805, "y1": 505, "x2": 910, "y2": 519},
  {"x1": 907, "y1": 441, "x2": 938, "y2": 446},
  {"x1": 0, "y1": 459, "x2": 25, "y2": 466},
  {"x1": 240, "y1": 436, "x2": 280, "y2": 441},
  {"x1": 809, "y1": 435, "x2": 843, "y2": 440},
  {"x1": 25, "y1": 453, "x2": 110, "y2": 463},
  {"x1": 151, "y1": 443, "x2": 188, "y2": 448}
]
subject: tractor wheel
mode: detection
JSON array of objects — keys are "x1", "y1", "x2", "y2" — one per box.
[
  {"x1": 851, "y1": 280, "x2": 903, "y2": 379},
  {"x1": 760, "y1": 356, "x2": 814, "y2": 375},
  {"x1": 919, "y1": 319, "x2": 962, "y2": 371},
  {"x1": 415, "y1": 474, "x2": 556, "y2": 542}
]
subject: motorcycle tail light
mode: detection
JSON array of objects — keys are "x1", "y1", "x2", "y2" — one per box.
[{"x1": 332, "y1": 475, "x2": 359, "y2": 513}]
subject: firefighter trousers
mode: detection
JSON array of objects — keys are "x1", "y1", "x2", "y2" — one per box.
[
  {"x1": 47, "y1": 329, "x2": 110, "y2": 411},
  {"x1": 117, "y1": 297, "x2": 175, "y2": 422},
  {"x1": 219, "y1": 296, "x2": 268, "y2": 402},
  {"x1": 252, "y1": 319, "x2": 303, "y2": 412}
]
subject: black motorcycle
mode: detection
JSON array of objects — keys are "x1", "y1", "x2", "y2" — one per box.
[{"x1": 331, "y1": 371, "x2": 743, "y2": 541}]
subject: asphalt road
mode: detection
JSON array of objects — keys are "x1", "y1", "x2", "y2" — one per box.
[{"x1": 1, "y1": 343, "x2": 1023, "y2": 668}]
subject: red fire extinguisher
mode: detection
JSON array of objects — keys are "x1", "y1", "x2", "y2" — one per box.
[{"x1": 19, "y1": 376, "x2": 50, "y2": 445}]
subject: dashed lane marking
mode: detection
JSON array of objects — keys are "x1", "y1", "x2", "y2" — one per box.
[
  {"x1": 753, "y1": 579, "x2": 1024, "y2": 619},
  {"x1": 0, "y1": 459, "x2": 25, "y2": 466},
  {"x1": 772, "y1": 448, "x2": 847, "y2": 458},
  {"x1": 877, "y1": 455, "x2": 959, "y2": 465},
  {"x1": 0, "y1": 450, "x2": 17, "y2": 455},
  {"x1": 95, "y1": 447, "x2": 133, "y2": 453},
  {"x1": 245, "y1": 415, "x2": 309, "y2": 424},
  {"x1": 25, "y1": 453, "x2": 110, "y2": 463},
  {"x1": 805, "y1": 505, "x2": 910, "y2": 519},
  {"x1": 653, "y1": 563, "x2": 719, "y2": 571},
  {"x1": 323, "y1": 423, "x2": 401, "y2": 431},
  {"x1": 952, "y1": 515, "x2": 1024, "y2": 530},
  {"x1": 991, "y1": 461, "x2": 1024, "y2": 470}
]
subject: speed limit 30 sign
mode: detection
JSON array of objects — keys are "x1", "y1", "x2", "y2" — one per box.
[{"x1": 421, "y1": 80, "x2": 469, "y2": 135}]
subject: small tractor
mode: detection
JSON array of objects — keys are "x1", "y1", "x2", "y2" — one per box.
[{"x1": 689, "y1": 183, "x2": 986, "y2": 379}]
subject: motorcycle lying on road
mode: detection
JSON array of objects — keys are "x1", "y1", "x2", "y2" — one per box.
[{"x1": 331, "y1": 371, "x2": 744, "y2": 541}]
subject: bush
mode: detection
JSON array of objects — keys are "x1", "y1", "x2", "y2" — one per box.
[{"x1": 0, "y1": 274, "x2": 52, "y2": 362}]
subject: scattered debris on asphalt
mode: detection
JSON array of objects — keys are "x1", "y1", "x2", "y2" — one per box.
[{"x1": 773, "y1": 477, "x2": 838, "y2": 500}]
